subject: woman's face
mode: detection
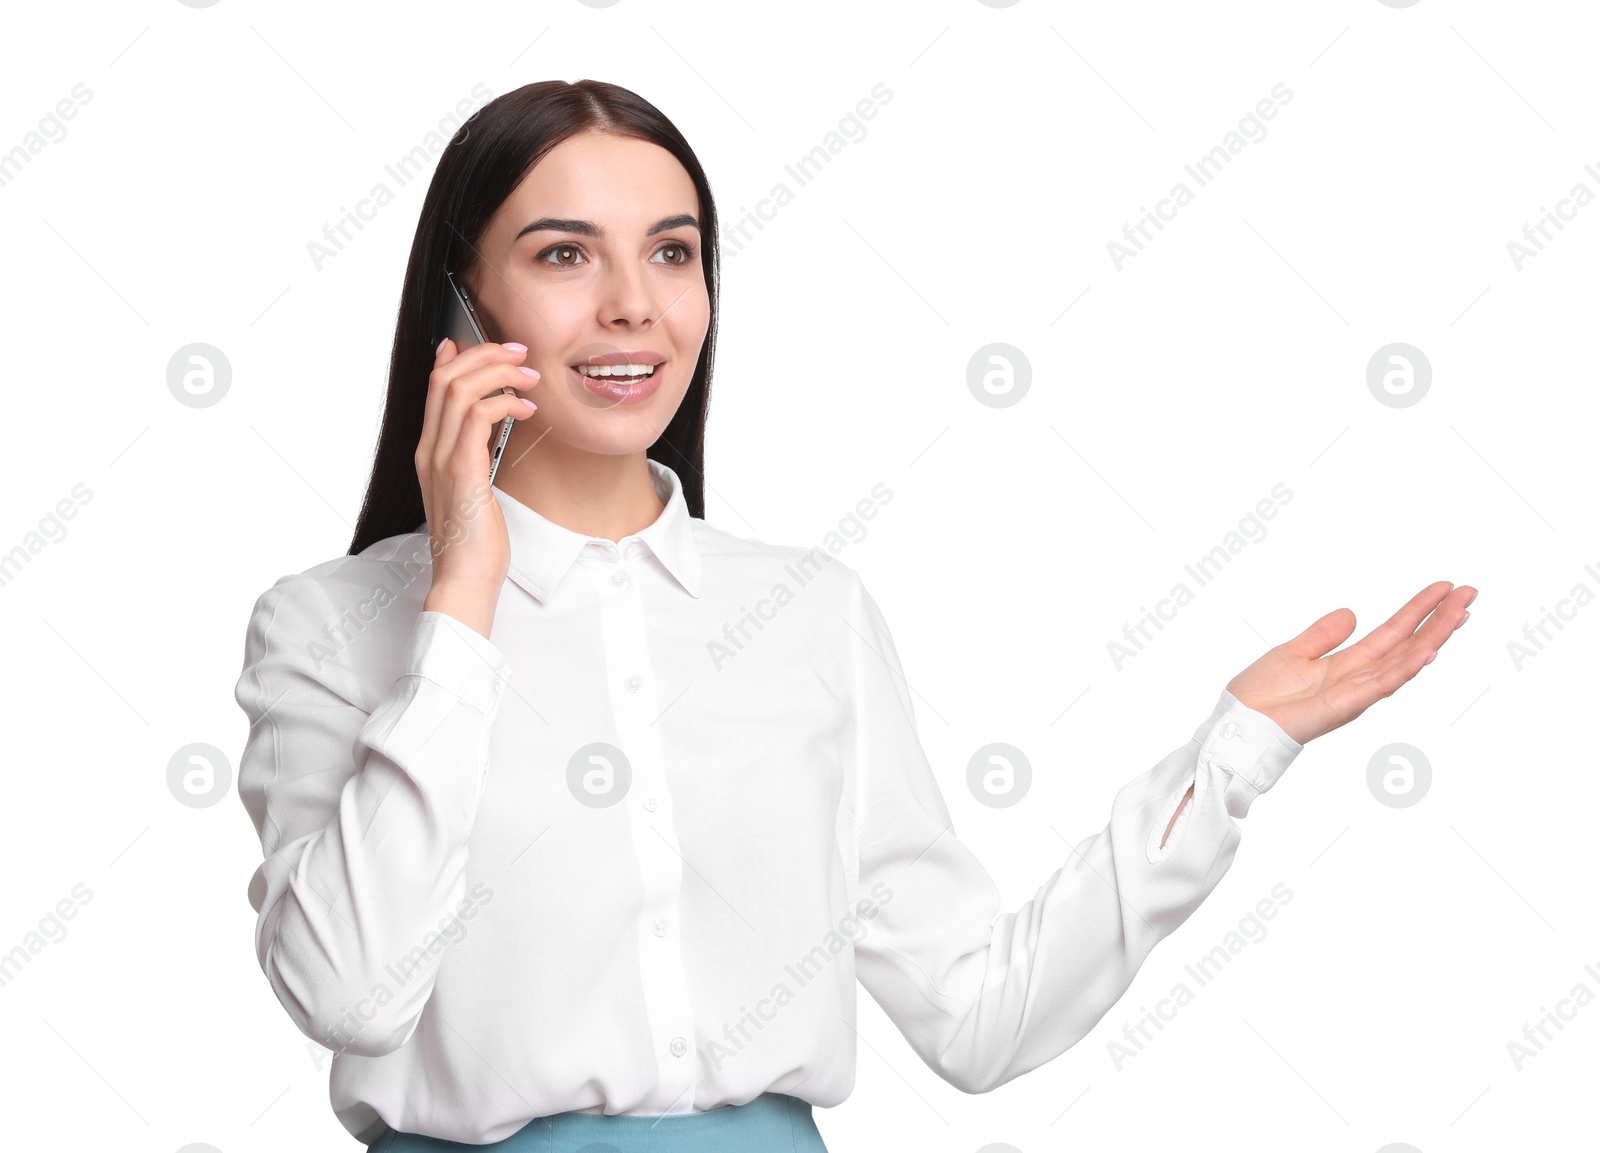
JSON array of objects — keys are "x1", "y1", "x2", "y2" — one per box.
[{"x1": 464, "y1": 130, "x2": 709, "y2": 458}]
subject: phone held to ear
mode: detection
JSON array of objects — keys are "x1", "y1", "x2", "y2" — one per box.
[{"x1": 441, "y1": 270, "x2": 516, "y2": 487}]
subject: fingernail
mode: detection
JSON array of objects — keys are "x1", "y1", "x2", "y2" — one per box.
[
  {"x1": 436, "y1": 337, "x2": 449, "y2": 354},
  {"x1": 1465, "y1": 589, "x2": 1478, "y2": 606},
  {"x1": 504, "y1": 342, "x2": 528, "y2": 353},
  {"x1": 522, "y1": 398, "x2": 537, "y2": 410},
  {"x1": 1423, "y1": 651, "x2": 1437, "y2": 665},
  {"x1": 518, "y1": 367, "x2": 540, "y2": 377}
]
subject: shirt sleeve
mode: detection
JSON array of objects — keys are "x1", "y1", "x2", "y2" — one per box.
[
  {"x1": 233, "y1": 575, "x2": 513, "y2": 1058},
  {"x1": 844, "y1": 572, "x2": 1302, "y2": 1093}
]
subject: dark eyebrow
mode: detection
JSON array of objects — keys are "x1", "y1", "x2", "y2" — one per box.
[{"x1": 514, "y1": 214, "x2": 700, "y2": 242}]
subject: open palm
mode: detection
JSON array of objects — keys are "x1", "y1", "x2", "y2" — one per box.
[{"x1": 1227, "y1": 580, "x2": 1478, "y2": 746}]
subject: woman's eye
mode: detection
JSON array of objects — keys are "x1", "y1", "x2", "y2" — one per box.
[
  {"x1": 653, "y1": 241, "x2": 696, "y2": 266},
  {"x1": 538, "y1": 244, "x2": 586, "y2": 267}
]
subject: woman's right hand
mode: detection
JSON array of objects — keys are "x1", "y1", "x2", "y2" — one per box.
[{"x1": 416, "y1": 336, "x2": 541, "y2": 637}]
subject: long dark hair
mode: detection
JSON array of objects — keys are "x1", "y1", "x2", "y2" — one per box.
[{"x1": 347, "y1": 80, "x2": 719, "y2": 557}]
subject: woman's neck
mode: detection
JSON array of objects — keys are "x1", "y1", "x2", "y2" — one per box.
[{"x1": 495, "y1": 449, "x2": 665, "y2": 543}]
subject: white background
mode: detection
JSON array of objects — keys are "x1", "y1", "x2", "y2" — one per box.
[{"x1": 1, "y1": 1, "x2": 1594, "y2": 1150}]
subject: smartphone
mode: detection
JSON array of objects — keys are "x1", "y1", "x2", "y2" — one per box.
[{"x1": 441, "y1": 270, "x2": 516, "y2": 487}]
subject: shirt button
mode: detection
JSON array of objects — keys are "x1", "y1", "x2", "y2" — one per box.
[
  {"x1": 652, "y1": 917, "x2": 669, "y2": 936},
  {"x1": 643, "y1": 795, "x2": 659, "y2": 812},
  {"x1": 610, "y1": 570, "x2": 627, "y2": 586},
  {"x1": 624, "y1": 674, "x2": 642, "y2": 692},
  {"x1": 1219, "y1": 721, "x2": 1241, "y2": 739},
  {"x1": 670, "y1": 1037, "x2": 687, "y2": 1057}
]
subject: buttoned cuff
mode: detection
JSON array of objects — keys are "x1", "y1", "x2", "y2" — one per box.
[
  {"x1": 405, "y1": 610, "x2": 513, "y2": 713},
  {"x1": 1192, "y1": 688, "x2": 1303, "y2": 813}
]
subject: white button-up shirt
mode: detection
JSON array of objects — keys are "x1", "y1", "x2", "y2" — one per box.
[{"x1": 233, "y1": 459, "x2": 1303, "y2": 1145}]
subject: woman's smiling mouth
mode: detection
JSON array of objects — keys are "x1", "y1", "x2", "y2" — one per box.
[{"x1": 571, "y1": 360, "x2": 665, "y2": 403}]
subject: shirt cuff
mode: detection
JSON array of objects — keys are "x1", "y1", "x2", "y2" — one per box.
[
  {"x1": 1192, "y1": 688, "x2": 1303, "y2": 811},
  {"x1": 404, "y1": 610, "x2": 514, "y2": 713}
]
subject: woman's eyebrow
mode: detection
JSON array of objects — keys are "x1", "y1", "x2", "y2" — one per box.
[{"x1": 515, "y1": 214, "x2": 700, "y2": 242}]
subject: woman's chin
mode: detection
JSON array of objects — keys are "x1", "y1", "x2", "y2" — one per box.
[{"x1": 530, "y1": 411, "x2": 683, "y2": 458}]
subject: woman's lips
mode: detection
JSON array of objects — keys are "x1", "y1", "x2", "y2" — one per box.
[{"x1": 571, "y1": 362, "x2": 664, "y2": 404}]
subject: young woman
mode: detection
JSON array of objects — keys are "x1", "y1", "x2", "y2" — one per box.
[{"x1": 234, "y1": 80, "x2": 1476, "y2": 1152}]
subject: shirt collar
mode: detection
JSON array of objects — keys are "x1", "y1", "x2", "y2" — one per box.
[{"x1": 491, "y1": 458, "x2": 701, "y2": 604}]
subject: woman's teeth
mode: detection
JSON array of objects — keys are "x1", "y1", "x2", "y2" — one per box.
[{"x1": 576, "y1": 364, "x2": 656, "y2": 378}]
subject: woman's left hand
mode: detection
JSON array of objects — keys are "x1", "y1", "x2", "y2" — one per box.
[{"x1": 1226, "y1": 580, "x2": 1478, "y2": 746}]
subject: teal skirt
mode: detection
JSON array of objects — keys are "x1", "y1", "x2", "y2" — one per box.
[{"x1": 367, "y1": 1093, "x2": 828, "y2": 1152}]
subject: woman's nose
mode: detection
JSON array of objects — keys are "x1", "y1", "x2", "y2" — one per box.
[{"x1": 597, "y1": 260, "x2": 656, "y2": 326}]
